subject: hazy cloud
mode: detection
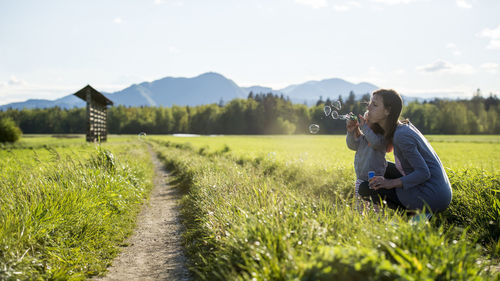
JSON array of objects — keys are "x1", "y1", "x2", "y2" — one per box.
[
  {"x1": 295, "y1": 0, "x2": 328, "y2": 9},
  {"x1": 399, "y1": 88, "x2": 471, "y2": 98},
  {"x1": 417, "y1": 60, "x2": 476, "y2": 74},
  {"x1": 8, "y1": 76, "x2": 26, "y2": 86},
  {"x1": 446, "y1": 43, "x2": 462, "y2": 56},
  {"x1": 456, "y1": 0, "x2": 471, "y2": 8},
  {"x1": 418, "y1": 60, "x2": 452, "y2": 72},
  {"x1": 113, "y1": 17, "x2": 123, "y2": 24},
  {"x1": 478, "y1": 25, "x2": 500, "y2": 50},
  {"x1": 480, "y1": 62, "x2": 498, "y2": 74},
  {"x1": 486, "y1": 41, "x2": 500, "y2": 49},
  {"x1": 168, "y1": 46, "x2": 180, "y2": 54},
  {"x1": 333, "y1": 4, "x2": 350, "y2": 11},
  {"x1": 348, "y1": 1, "x2": 362, "y2": 7},
  {"x1": 154, "y1": 0, "x2": 183, "y2": 6},
  {"x1": 394, "y1": 68, "x2": 406, "y2": 75},
  {"x1": 0, "y1": 76, "x2": 26, "y2": 93},
  {"x1": 445, "y1": 43, "x2": 456, "y2": 48},
  {"x1": 370, "y1": 0, "x2": 423, "y2": 5},
  {"x1": 256, "y1": 2, "x2": 275, "y2": 13},
  {"x1": 333, "y1": 1, "x2": 362, "y2": 11}
]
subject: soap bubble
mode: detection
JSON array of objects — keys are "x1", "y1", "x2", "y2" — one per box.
[
  {"x1": 323, "y1": 105, "x2": 332, "y2": 116},
  {"x1": 309, "y1": 124, "x2": 320, "y2": 134},
  {"x1": 332, "y1": 100, "x2": 342, "y2": 111},
  {"x1": 138, "y1": 132, "x2": 147, "y2": 139}
]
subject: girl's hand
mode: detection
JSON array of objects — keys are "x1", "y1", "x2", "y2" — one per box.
[{"x1": 346, "y1": 119, "x2": 359, "y2": 133}]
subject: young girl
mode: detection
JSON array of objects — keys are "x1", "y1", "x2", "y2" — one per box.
[{"x1": 346, "y1": 112, "x2": 387, "y2": 204}]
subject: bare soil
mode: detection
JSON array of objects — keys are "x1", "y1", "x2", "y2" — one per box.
[{"x1": 94, "y1": 148, "x2": 190, "y2": 281}]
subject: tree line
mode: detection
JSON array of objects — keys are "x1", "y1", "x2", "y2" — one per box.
[{"x1": 1, "y1": 91, "x2": 499, "y2": 135}]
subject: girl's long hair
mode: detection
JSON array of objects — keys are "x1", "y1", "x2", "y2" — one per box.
[{"x1": 372, "y1": 89, "x2": 404, "y2": 152}]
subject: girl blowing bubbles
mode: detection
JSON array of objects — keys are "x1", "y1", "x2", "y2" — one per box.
[{"x1": 346, "y1": 111, "x2": 387, "y2": 209}]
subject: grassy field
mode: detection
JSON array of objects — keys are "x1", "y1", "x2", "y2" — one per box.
[
  {"x1": 149, "y1": 134, "x2": 500, "y2": 280},
  {"x1": 149, "y1": 134, "x2": 500, "y2": 172},
  {"x1": 1, "y1": 134, "x2": 499, "y2": 280},
  {"x1": 0, "y1": 136, "x2": 153, "y2": 280}
]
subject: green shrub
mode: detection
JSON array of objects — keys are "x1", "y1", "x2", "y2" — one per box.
[
  {"x1": 275, "y1": 117, "x2": 296, "y2": 135},
  {"x1": 0, "y1": 117, "x2": 22, "y2": 143}
]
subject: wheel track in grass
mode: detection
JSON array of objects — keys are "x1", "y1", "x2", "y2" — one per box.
[{"x1": 94, "y1": 145, "x2": 190, "y2": 281}]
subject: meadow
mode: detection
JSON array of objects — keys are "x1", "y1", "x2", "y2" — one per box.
[
  {"x1": 150, "y1": 134, "x2": 500, "y2": 280},
  {"x1": 0, "y1": 136, "x2": 153, "y2": 280},
  {"x1": 0, "y1": 134, "x2": 499, "y2": 280},
  {"x1": 150, "y1": 134, "x2": 500, "y2": 172}
]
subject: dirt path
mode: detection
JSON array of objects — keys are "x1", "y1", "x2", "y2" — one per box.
[{"x1": 95, "y1": 147, "x2": 190, "y2": 281}]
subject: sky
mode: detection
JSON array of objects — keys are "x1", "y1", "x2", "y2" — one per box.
[{"x1": 1, "y1": 0, "x2": 499, "y2": 105}]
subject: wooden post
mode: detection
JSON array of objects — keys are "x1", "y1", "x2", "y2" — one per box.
[{"x1": 86, "y1": 88, "x2": 92, "y2": 142}]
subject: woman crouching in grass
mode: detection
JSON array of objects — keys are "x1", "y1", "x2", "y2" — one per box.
[{"x1": 358, "y1": 89, "x2": 452, "y2": 215}]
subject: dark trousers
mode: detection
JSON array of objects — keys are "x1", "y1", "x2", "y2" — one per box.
[{"x1": 358, "y1": 162, "x2": 407, "y2": 211}]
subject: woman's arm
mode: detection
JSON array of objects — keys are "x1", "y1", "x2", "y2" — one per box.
[
  {"x1": 370, "y1": 132, "x2": 430, "y2": 190},
  {"x1": 370, "y1": 176, "x2": 402, "y2": 190},
  {"x1": 394, "y1": 133, "x2": 431, "y2": 189}
]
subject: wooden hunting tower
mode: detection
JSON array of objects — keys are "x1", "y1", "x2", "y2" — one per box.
[{"x1": 74, "y1": 85, "x2": 113, "y2": 142}]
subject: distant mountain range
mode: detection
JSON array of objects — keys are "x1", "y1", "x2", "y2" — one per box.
[{"x1": 0, "y1": 72, "x2": 380, "y2": 110}]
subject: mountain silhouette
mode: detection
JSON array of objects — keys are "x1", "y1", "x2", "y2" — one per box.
[
  {"x1": 0, "y1": 72, "x2": 379, "y2": 110},
  {"x1": 280, "y1": 78, "x2": 378, "y2": 104}
]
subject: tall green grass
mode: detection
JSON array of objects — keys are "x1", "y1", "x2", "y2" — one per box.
[
  {"x1": 441, "y1": 168, "x2": 500, "y2": 254},
  {"x1": 2, "y1": 134, "x2": 497, "y2": 280},
  {"x1": 151, "y1": 138, "x2": 499, "y2": 280},
  {"x1": 150, "y1": 135, "x2": 500, "y2": 254},
  {"x1": 0, "y1": 141, "x2": 153, "y2": 280}
]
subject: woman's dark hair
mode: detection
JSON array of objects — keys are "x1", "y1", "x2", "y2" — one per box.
[{"x1": 372, "y1": 89, "x2": 404, "y2": 151}]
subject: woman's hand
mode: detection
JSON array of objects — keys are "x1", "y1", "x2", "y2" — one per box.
[
  {"x1": 359, "y1": 111, "x2": 370, "y2": 127},
  {"x1": 369, "y1": 176, "x2": 402, "y2": 190},
  {"x1": 358, "y1": 114, "x2": 366, "y2": 127}
]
